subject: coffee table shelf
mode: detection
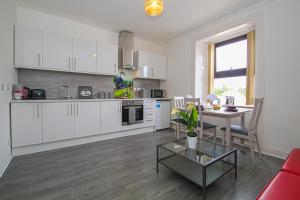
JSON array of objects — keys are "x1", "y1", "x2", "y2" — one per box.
[{"x1": 157, "y1": 138, "x2": 237, "y2": 200}]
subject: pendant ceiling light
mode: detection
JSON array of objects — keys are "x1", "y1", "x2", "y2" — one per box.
[{"x1": 144, "y1": 0, "x2": 164, "y2": 17}]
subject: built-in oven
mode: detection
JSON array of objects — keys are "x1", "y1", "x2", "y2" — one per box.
[{"x1": 122, "y1": 100, "x2": 144, "y2": 125}]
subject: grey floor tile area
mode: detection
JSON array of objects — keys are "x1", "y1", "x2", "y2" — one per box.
[{"x1": 0, "y1": 130, "x2": 283, "y2": 200}]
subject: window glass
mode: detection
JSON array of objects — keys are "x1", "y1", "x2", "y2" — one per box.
[
  {"x1": 213, "y1": 76, "x2": 246, "y2": 105},
  {"x1": 216, "y1": 40, "x2": 247, "y2": 72}
]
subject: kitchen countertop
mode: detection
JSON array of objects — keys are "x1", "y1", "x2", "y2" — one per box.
[{"x1": 10, "y1": 98, "x2": 172, "y2": 103}]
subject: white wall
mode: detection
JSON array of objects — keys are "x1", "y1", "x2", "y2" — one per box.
[
  {"x1": 0, "y1": 0, "x2": 17, "y2": 177},
  {"x1": 163, "y1": 0, "x2": 300, "y2": 158},
  {"x1": 134, "y1": 37, "x2": 163, "y2": 55}
]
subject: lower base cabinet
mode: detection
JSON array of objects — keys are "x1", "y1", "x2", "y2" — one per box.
[
  {"x1": 43, "y1": 102, "x2": 75, "y2": 143},
  {"x1": 100, "y1": 101, "x2": 122, "y2": 134},
  {"x1": 75, "y1": 102, "x2": 101, "y2": 138},
  {"x1": 11, "y1": 103, "x2": 43, "y2": 147}
]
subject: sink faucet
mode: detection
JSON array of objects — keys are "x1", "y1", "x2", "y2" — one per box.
[{"x1": 61, "y1": 85, "x2": 71, "y2": 99}]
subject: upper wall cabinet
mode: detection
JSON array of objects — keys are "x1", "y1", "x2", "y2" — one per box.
[
  {"x1": 14, "y1": 26, "x2": 119, "y2": 76},
  {"x1": 133, "y1": 51, "x2": 167, "y2": 80},
  {"x1": 73, "y1": 37, "x2": 97, "y2": 73},
  {"x1": 43, "y1": 32, "x2": 73, "y2": 70},
  {"x1": 97, "y1": 41, "x2": 118, "y2": 75},
  {"x1": 15, "y1": 26, "x2": 43, "y2": 68}
]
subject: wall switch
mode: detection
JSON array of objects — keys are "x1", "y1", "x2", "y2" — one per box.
[{"x1": 1, "y1": 83, "x2": 5, "y2": 91}]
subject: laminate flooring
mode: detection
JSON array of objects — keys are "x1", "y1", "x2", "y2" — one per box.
[{"x1": 0, "y1": 130, "x2": 283, "y2": 200}]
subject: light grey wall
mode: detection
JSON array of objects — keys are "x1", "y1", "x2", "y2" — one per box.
[
  {"x1": 18, "y1": 69, "x2": 161, "y2": 99},
  {"x1": 18, "y1": 69, "x2": 114, "y2": 99},
  {"x1": 133, "y1": 79, "x2": 160, "y2": 89}
]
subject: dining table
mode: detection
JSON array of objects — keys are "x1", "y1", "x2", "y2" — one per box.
[{"x1": 201, "y1": 107, "x2": 253, "y2": 146}]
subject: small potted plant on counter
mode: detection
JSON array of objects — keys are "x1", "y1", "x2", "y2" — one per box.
[{"x1": 172, "y1": 102, "x2": 199, "y2": 149}]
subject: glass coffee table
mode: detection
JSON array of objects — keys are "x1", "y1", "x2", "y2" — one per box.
[{"x1": 157, "y1": 138, "x2": 237, "y2": 200}]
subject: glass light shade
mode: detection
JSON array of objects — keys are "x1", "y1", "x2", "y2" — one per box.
[{"x1": 144, "y1": 0, "x2": 164, "y2": 16}]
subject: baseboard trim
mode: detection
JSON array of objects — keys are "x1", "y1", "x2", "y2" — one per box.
[
  {"x1": 262, "y1": 146, "x2": 289, "y2": 159},
  {"x1": 0, "y1": 156, "x2": 12, "y2": 178},
  {"x1": 13, "y1": 127, "x2": 155, "y2": 157}
]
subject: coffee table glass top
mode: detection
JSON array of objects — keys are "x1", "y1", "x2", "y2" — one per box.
[{"x1": 159, "y1": 138, "x2": 236, "y2": 166}]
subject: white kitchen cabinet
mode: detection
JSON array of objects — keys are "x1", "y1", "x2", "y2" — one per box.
[
  {"x1": 133, "y1": 51, "x2": 167, "y2": 80},
  {"x1": 97, "y1": 41, "x2": 118, "y2": 75},
  {"x1": 152, "y1": 55, "x2": 167, "y2": 80},
  {"x1": 11, "y1": 103, "x2": 43, "y2": 147},
  {"x1": 100, "y1": 101, "x2": 122, "y2": 134},
  {"x1": 144, "y1": 100, "x2": 156, "y2": 127},
  {"x1": 43, "y1": 32, "x2": 73, "y2": 70},
  {"x1": 73, "y1": 37, "x2": 97, "y2": 73},
  {"x1": 74, "y1": 102, "x2": 101, "y2": 138},
  {"x1": 43, "y1": 102, "x2": 75, "y2": 143},
  {"x1": 15, "y1": 26, "x2": 43, "y2": 68}
]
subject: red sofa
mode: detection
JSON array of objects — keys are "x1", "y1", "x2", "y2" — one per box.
[{"x1": 256, "y1": 149, "x2": 300, "y2": 200}]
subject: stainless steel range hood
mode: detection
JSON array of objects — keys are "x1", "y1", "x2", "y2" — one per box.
[{"x1": 118, "y1": 31, "x2": 134, "y2": 70}]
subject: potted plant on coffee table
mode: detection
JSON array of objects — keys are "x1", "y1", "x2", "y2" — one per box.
[{"x1": 172, "y1": 103, "x2": 199, "y2": 149}]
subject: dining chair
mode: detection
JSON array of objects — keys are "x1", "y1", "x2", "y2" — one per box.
[
  {"x1": 174, "y1": 96, "x2": 185, "y2": 109},
  {"x1": 171, "y1": 96, "x2": 186, "y2": 138},
  {"x1": 221, "y1": 98, "x2": 264, "y2": 164},
  {"x1": 184, "y1": 98, "x2": 217, "y2": 142}
]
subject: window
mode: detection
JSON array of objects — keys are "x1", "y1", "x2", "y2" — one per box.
[{"x1": 213, "y1": 35, "x2": 248, "y2": 105}]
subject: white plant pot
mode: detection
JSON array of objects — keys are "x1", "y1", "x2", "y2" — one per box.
[{"x1": 187, "y1": 135, "x2": 197, "y2": 149}]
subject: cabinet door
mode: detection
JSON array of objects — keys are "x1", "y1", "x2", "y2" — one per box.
[
  {"x1": 11, "y1": 103, "x2": 43, "y2": 147},
  {"x1": 43, "y1": 32, "x2": 73, "y2": 70},
  {"x1": 73, "y1": 38, "x2": 97, "y2": 73},
  {"x1": 74, "y1": 102, "x2": 100, "y2": 138},
  {"x1": 100, "y1": 101, "x2": 122, "y2": 134},
  {"x1": 98, "y1": 41, "x2": 118, "y2": 75},
  {"x1": 153, "y1": 55, "x2": 167, "y2": 80},
  {"x1": 15, "y1": 26, "x2": 43, "y2": 68},
  {"x1": 43, "y1": 102, "x2": 74, "y2": 143}
]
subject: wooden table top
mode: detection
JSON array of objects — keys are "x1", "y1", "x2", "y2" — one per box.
[{"x1": 201, "y1": 108, "x2": 252, "y2": 118}]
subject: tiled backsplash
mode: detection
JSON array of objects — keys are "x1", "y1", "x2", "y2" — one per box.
[{"x1": 18, "y1": 69, "x2": 160, "y2": 99}]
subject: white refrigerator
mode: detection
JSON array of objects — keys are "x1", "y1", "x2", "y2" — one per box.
[{"x1": 156, "y1": 101, "x2": 171, "y2": 130}]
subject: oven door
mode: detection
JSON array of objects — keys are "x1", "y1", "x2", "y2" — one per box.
[{"x1": 122, "y1": 105, "x2": 144, "y2": 125}]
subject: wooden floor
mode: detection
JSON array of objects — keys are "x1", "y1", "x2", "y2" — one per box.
[{"x1": 0, "y1": 130, "x2": 283, "y2": 200}]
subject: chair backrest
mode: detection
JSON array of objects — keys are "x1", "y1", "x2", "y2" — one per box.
[
  {"x1": 174, "y1": 96, "x2": 185, "y2": 109},
  {"x1": 248, "y1": 98, "x2": 264, "y2": 132},
  {"x1": 184, "y1": 98, "x2": 203, "y2": 123}
]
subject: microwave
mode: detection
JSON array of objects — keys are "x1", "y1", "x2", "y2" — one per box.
[{"x1": 151, "y1": 89, "x2": 166, "y2": 98}]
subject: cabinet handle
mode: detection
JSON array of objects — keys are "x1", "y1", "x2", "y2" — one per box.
[
  {"x1": 152, "y1": 68, "x2": 154, "y2": 77},
  {"x1": 74, "y1": 58, "x2": 76, "y2": 69},
  {"x1": 38, "y1": 53, "x2": 41, "y2": 66},
  {"x1": 70, "y1": 103, "x2": 73, "y2": 115},
  {"x1": 37, "y1": 104, "x2": 40, "y2": 118},
  {"x1": 67, "y1": 104, "x2": 69, "y2": 116},
  {"x1": 77, "y1": 103, "x2": 79, "y2": 116},
  {"x1": 118, "y1": 102, "x2": 122, "y2": 112},
  {"x1": 68, "y1": 57, "x2": 71, "y2": 69}
]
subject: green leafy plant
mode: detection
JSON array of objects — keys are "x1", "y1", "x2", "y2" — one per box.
[{"x1": 172, "y1": 103, "x2": 199, "y2": 137}]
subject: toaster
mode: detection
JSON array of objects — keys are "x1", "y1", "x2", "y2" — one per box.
[{"x1": 30, "y1": 89, "x2": 46, "y2": 100}]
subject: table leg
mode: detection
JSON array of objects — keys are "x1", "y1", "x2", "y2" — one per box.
[
  {"x1": 241, "y1": 114, "x2": 245, "y2": 128},
  {"x1": 176, "y1": 122, "x2": 180, "y2": 139},
  {"x1": 234, "y1": 150, "x2": 237, "y2": 179},
  {"x1": 225, "y1": 118, "x2": 231, "y2": 146},
  {"x1": 203, "y1": 166, "x2": 206, "y2": 200},
  {"x1": 156, "y1": 146, "x2": 159, "y2": 174}
]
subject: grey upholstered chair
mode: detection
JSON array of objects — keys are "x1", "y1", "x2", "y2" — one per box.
[{"x1": 221, "y1": 98, "x2": 264, "y2": 163}]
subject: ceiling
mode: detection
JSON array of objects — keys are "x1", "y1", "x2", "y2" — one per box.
[{"x1": 16, "y1": 0, "x2": 262, "y2": 43}]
